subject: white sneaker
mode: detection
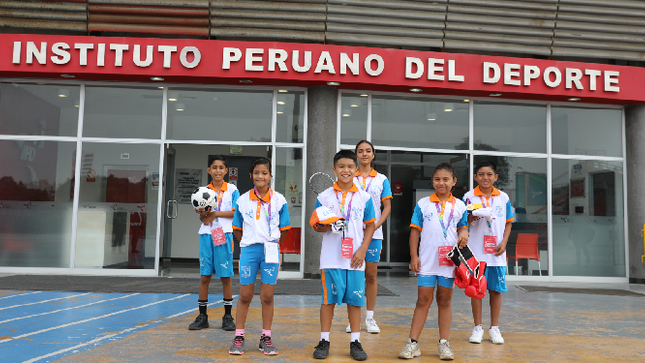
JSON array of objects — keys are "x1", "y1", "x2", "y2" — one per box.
[
  {"x1": 365, "y1": 318, "x2": 380, "y2": 334},
  {"x1": 437, "y1": 339, "x2": 454, "y2": 360},
  {"x1": 469, "y1": 324, "x2": 484, "y2": 344},
  {"x1": 345, "y1": 323, "x2": 352, "y2": 333},
  {"x1": 398, "y1": 338, "x2": 421, "y2": 359},
  {"x1": 489, "y1": 326, "x2": 505, "y2": 344}
]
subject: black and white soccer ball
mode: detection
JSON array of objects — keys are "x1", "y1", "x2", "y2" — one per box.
[{"x1": 191, "y1": 186, "x2": 217, "y2": 211}]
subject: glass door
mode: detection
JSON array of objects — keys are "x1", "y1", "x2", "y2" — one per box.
[{"x1": 160, "y1": 146, "x2": 176, "y2": 275}]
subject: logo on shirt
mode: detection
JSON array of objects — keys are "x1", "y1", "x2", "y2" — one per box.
[
  {"x1": 244, "y1": 210, "x2": 254, "y2": 220},
  {"x1": 241, "y1": 266, "x2": 251, "y2": 278},
  {"x1": 367, "y1": 248, "x2": 378, "y2": 258},
  {"x1": 495, "y1": 206, "x2": 503, "y2": 218},
  {"x1": 331, "y1": 283, "x2": 338, "y2": 295},
  {"x1": 263, "y1": 267, "x2": 275, "y2": 277},
  {"x1": 353, "y1": 289, "x2": 364, "y2": 298},
  {"x1": 351, "y1": 207, "x2": 364, "y2": 221},
  {"x1": 220, "y1": 261, "x2": 229, "y2": 269},
  {"x1": 425, "y1": 212, "x2": 434, "y2": 221}
]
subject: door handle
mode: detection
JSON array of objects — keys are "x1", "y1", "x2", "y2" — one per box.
[
  {"x1": 166, "y1": 200, "x2": 178, "y2": 219},
  {"x1": 172, "y1": 200, "x2": 178, "y2": 219},
  {"x1": 166, "y1": 200, "x2": 172, "y2": 218}
]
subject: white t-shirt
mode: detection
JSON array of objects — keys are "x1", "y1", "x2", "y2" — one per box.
[
  {"x1": 410, "y1": 194, "x2": 468, "y2": 277},
  {"x1": 197, "y1": 182, "x2": 239, "y2": 234},
  {"x1": 463, "y1": 186, "x2": 514, "y2": 267},
  {"x1": 232, "y1": 188, "x2": 291, "y2": 247},
  {"x1": 314, "y1": 183, "x2": 376, "y2": 271},
  {"x1": 354, "y1": 169, "x2": 392, "y2": 240}
]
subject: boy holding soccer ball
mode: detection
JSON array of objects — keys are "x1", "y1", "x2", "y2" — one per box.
[
  {"x1": 312, "y1": 150, "x2": 376, "y2": 361},
  {"x1": 190, "y1": 155, "x2": 239, "y2": 332}
]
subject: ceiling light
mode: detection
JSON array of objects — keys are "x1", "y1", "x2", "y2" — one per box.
[
  {"x1": 58, "y1": 88, "x2": 69, "y2": 98},
  {"x1": 158, "y1": 86, "x2": 164, "y2": 89},
  {"x1": 175, "y1": 103, "x2": 185, "y2": 112},
  {"x1": 351, "y1": 104, "x2": 359, "y2": 108},
  {"x1": 489, "y1": 93, "x2": 502, "y2": 97},
  {"x1": 60, "y1": 74, "x2": 75, "y2": 79},
  {"x1": 277, "y1": 111, "x2": 284, "y2": 114},
  {"x1": 426, "y1": 112, "x2": 437, "y2": 121},
  {"x1": 277, "y1": 101, "x2": 285, "y2": 105},
  {"x1": 568, "y1": 97, "x2": 581, "y2": 101},
  {"x1": 342, "y1": 108, "x2": 351, "y2": 117},
  {"x1": 74, "y1": 99, "x2": 80, "y2": 108},
  {"x1": 463, "y1": 99, "x2": 469, "y2": 102},
  {"x1": 278, "y1": 90, "x2": 288, "y2": 93},
  {"x1": 443, "y1": 103, "x2": 454, "y2": 112},
  {"x1": 327, "y1": 81, "x2": 341, "y2": 86},
  {"x1": 151, "y1": 77, "x2": 164, "y2": 81},
  {"x1": 409, "y1": 88, "x2": 422, "y2": 92},
  {"x1": 360, "y1": 94, "x2": 368, "y2": 97},
  {"x1": 168, "y1": 92, "x2": 178, "y2": 102},
  {"x1": 239, "y1": 80, "x2": 253, "y2": 83}
]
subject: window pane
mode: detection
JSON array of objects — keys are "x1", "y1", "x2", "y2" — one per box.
[
  {"x1": 276, "y1": 90, "x2": 305, "y2": 143},
  {"x1": 372, "y1": 96, "x2": 469, "y2": 149},
  {"x1": 340, "y1": 93, "x2": 368, "y2": 145},
  {"x1": 552, "y1": 159, "x2": 625, "y2": 277},
  {"x1": 75, "y1": 143, "x2": 161, "y2": 269},
  {"x1": 166, "y1": 89, "x2": 272, "y2": 141},
  {"x1": 0, "y1": 83, "x2": 79, "y2": 136},
  {"x1": 474, "y1": 102, "x2": 546, "y2": 153},
  {"x1": 474, "y1": 156, "x2": 548, "y2": 276},
  {"x1": 84, "y1": 86, "x2": 162, "y2": 138},
  {"x1": 274, "y1": 147, "x2": 303, "y2": 271},
  {"x1": 551, "y1": 107, "x2": 622, "y2": 157},
  {"x1": 0, "y1": 140, "x2": 75, "y2": 267}
]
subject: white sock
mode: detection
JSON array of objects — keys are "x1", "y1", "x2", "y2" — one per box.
[
  {"x1": 439, "y1": 339, "x2": 448, "y2": 344},
  {"x1": 350, "y1": 332, "x2": 360, "y2": 342},
  {"x1": 320, "y1": 332, "x2": 330, "y2": 341},
  {"x1": 366, "y1": 310, "x2": 374, "y2": 320}
]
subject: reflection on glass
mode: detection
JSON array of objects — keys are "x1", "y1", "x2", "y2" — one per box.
[
  {"x1": 387, "y1": 152, "x2": 469, "y2": 263},
  {"x1": 75, "y1": 143, "x2": 161, "y2": 269},
  {"x1": 84, "y1": 86, "x2": 163, "y2": 139},
  {"x1": 340, "y1": 93, "x2": 368, "y2": 145},
  {"x1": 0, "y1": 140, "x2": 76, "y2": 267},
  {"x1": 0, "y1": 83, "x2": 80, "y2": 136},
  {"x1": 276, "y1": 91, "x2": 305, "y2": 143},
  {"x1": 474, "y1": 102, "x2": 546, "y2": 153},
  {"x1": 474, "y1": 156, "x2": 548, "y2": 276},
  {"x1": 372, "y1": 96, "x2": 468, "y2": 149},
  {"x1": 274, "y1": 147, "x2": 303, "y2": 271},
  {"x1": 167, "y1": 89, "x2": 273, "y2": 141},
  {"x1": 552, "y1": 159, "x2": 625, "y2": 277},
  {"x1": 551, "y1": 107, "x2": 622, "y2": 157}
]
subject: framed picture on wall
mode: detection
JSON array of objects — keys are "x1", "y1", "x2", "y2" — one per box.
[{"x1": 570, "y1": 178, "x2": 585, "y2": 198}]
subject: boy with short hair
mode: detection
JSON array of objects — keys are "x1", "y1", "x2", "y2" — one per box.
[
  {"x1": 312, "y1": 150, "x2": 376, "y2": 361},
  {"x1": 463, "y1": 160, "x2": 513, "y2": 345},
  {"x1": 190, "y1": 155, "x2": 238, "y2": 331}
]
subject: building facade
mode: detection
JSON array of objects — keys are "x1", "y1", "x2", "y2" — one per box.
[{"x1": 1, "y1": 0, "x2": 644, "y2": 283}]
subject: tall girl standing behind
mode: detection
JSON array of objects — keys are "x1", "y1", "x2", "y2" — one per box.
[
  {"x1": 230, "y1": 157, "x2": 291, "y2": 355},
  {"x1": 399, "y1": 163, "x2": 468, "y2": 361},
  {"x1": 346, "y1": 140, "x2": 392, "y2": 334}
]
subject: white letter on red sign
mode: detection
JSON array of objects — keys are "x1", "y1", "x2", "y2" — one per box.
[
  {"x1": 222, "y1": 47, "x2": 242, "y2": 70},
  {"x1": 246, "y1": 48, "x2": 264, "y2": 71},
  {"x1": 428, "y1": 58, "x2": 444, "y2": 81},
  {"x1": 13, "y1": 42, "x2": 21, "y2": 64},
  {"x1": 364, "y1": 54, "x2": 384, "y2": 76},
  {"x1": 314, "y1": 51, "x2": 336, "y2": 74},
  {"x1": 448, "y1": 60, "x2": 464, "y2": 82},
  {"x1": 268, "y1": 49, "x2": 288, "y2": 71},
  {"x1": 51, "y1": 42, "x2": 71, "y2": 65},
  {"x1": 180, "y1": 46, "x2": 200, "y2": 69},
  {"x1": 483, "y1": 62, "x2": 500, "y2": 84},
  {"x1": 110, "y1": 44, "x2": 129, "y2": 67},
  {"x1": 503, "y1": 63, "x2": 521, "y2": 86},
  {"x1": 97, "y1": 44, "x2": 105, "y2": 67},
  {"x1": 26, "y1": 42, "x2": 47, "y2": 65},
  {"x1": 604, "y1": 71, "x2": 620, "y2": 92},
  {"x1": 134, "y1": 45, "x2": 154, "y2": 67},
  {"x1": 405, "y1": 57, "x2": 424, "y2": 79},
  {"x1": 340, "y1": 53, "x2": 359, "y2": 75},
  {"x1": 75, "y1": 43, "x2": 94, "y2": 66},
  {"x1": 543, "y1": 67, "x2": 561, "y2": 88},
  {"x1": 565, "y1": 68, "x2": 584, "y2": 90},
  {"x1": 292, "y1": 50, "x2": 311, "y2": 72},
  {"x1": 158, "y1": 45, "x2": 177, "y2": 69},
  {"x1": 523, "y1": 65, "x2": 540, "y2": 86},
  {"x1": 585, "y1": 69, "x2": 601, "y2": 91}
]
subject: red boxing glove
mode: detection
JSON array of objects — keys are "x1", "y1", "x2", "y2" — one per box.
[
  {"x1": 465, "y1": 261, "x2": 487, "y2": 299},
  {"x1": 448, "y1": 245, "x2": 478, "y2": 289}
]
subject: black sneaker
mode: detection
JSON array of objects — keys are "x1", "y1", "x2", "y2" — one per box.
[
  {"x1": 222, "y1": 314, "x2": 235, "y2": 331},
  {"x1": 313, "y1": 339, "x2": 330, "y2": 359},
  {"x1": 350, "y1": 340, "x2": 367, "y2": 361},
  {"x1": 188, "y1": 313, "x2": 209, "y2": 330}
]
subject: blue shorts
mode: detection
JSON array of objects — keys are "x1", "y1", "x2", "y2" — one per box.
[
  {"x1": 418, "y1": 275, "x2": 454, "y2": 289},
  {"x1": 239, "y1": 243, "x2": 280, "y2": 285},
  {"x1": 484, "y1": 266, "x2": 508, "y2": 293},
  {"x1": 321, "y1": 269, "x2": 365, "y2": 307},
  {"x1": 199, "y1": 233, "x2": 234, "y2": 278},
  {"x1": 365, "y1": 239, "x2": 383, "y2": 263}
]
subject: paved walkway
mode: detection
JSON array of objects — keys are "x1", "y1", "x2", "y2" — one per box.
[{"x1": 1, "y1": 273, "x2": 644, "y2": 362}]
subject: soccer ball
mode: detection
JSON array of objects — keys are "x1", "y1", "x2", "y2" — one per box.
[{"x1": 191, "y1": 186, "x2": 217, "y2": 211}]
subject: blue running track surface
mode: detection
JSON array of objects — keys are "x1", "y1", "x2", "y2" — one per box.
[{"x1": 0, "y1": 291, "x2": 230, "y2": 363}]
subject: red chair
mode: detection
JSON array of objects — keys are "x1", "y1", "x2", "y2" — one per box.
[
  {"x1": 281, "y1": 227, "x2": 301, "y2": 255},
  {"x1": 515, "y1": 233, "x2": 541, "y2": 276}
]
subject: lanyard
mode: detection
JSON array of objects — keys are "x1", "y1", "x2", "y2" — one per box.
[
  {"x1": 356, "y1": 172, "x2": 374, "y2": 192},
  {"x1": 254, "y1": 187, "x2": 273, "y2": 233},
  {"x1": 208, "y1": 182, "x2": 224, "y2": 212},
  {"x1": 479, "y1": 195, "x2": 493, "y2": 230},
  {"x1": 335, "y1": 190, "x2": 354, "y2": 220},
  {"x1": 435, "y1": 197, "x2": 456, "y2": 241}
]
